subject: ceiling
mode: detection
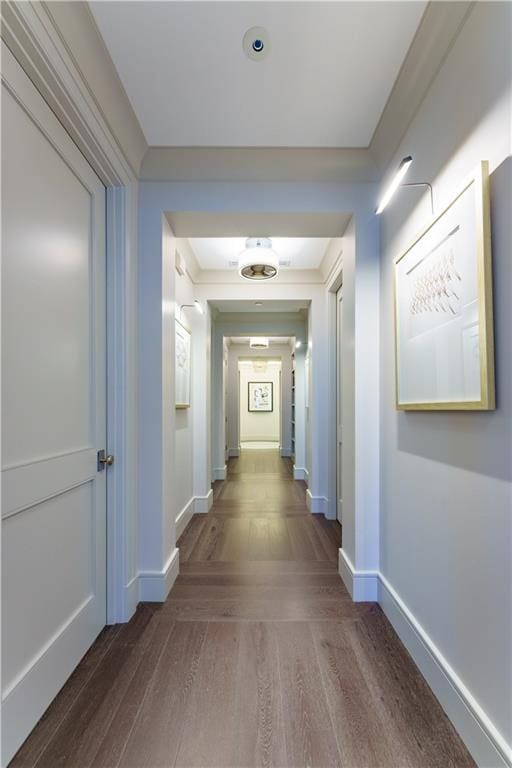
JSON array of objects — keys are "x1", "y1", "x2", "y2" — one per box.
[
  {"x1": 188, "y1": 237, "x2": 330, "y2": 270},
  {"x1": 90, "y1": 1, "x2": 426, "y2": 148}
]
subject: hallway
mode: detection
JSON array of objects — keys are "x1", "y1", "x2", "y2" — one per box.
[{"x1": 10, "y1": 451, "x2": 474, "y2": 768}]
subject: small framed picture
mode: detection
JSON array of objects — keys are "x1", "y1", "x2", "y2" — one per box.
[{"x1": 248, "y1": 381, "x2": 273, "y2": 412}]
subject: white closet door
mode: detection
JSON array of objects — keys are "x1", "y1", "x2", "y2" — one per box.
[{"x1": 1, "y1": 43, "x2": 107, "y2": 765}]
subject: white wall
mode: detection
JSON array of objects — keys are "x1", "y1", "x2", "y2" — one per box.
[
  {"x1": 239, "y1": 360, "x2": 281, "y2": 442},
  {"x1": 379, "y1": 4, "x2": 511, "y2": 765}
]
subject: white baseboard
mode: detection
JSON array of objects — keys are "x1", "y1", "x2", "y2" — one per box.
[
  {"x1": 138, "y1": 547, "x2": 179, "y2": 602},
  {"x1": 175, "y1": 498, "x2": 195, "y2": 540},
  {"x1": 176, "y1": 491, "x2": 214, "y2": 541},
  {"x1": 1, "y1": 596, "x2": 98, "y2": 766},
  {"x1": 228, "y1": 448, "x2": 240, "y2": 457},
  {"x1": 194, "y1": 488, "x2": 213, "y2": 514},
  {"x1": 280, "y1": 448, "x2": 293, "y2": 457},
  {"x1": 121, "y1": 574, "x2": 140, "y2": 623},
  {"x1": 338, "y1": 548, "x2": 378, "y2": 601},
  {"x1": 293, "y1": 466, "x2": 308, "y2": 482},
  {"x1": 337, "y1": 547, "x2": 510, "y2": 768},
  {"x1": 306, "y1": 489, "x2": 328, "y2": 515},
  {"x1": 213, "y1": 465, "x2": 227, "y2": 481},
  {"x1": 378, "y1": 574, "x2": 510, "y2": 768}
]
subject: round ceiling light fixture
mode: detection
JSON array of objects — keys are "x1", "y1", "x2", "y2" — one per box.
[
  {"x1": 239, "y1": 237, "x2": 279, "y2": 280},
  {"x1": 243, "y1": 27, "x2": 270, "y2": 61}
]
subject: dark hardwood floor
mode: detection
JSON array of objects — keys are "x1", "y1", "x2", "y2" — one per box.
[{"x1": 10, "y1": 450, "x2": 475, "y2": 767}]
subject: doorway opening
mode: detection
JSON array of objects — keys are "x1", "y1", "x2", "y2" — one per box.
[
  {"x1": 239, "y1": 358, "x2": 282, "y2": 450},
  {"x1": 223, "y1": 333, "x2": 299, "y2": 471}
]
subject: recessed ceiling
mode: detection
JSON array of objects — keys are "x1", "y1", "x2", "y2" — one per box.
[
  {"x1": 189, "y1": 237, "x2": 330, "y2": 270},
  {"x1": 90, "y1": 1, "x2": 426, "y2": 147}
]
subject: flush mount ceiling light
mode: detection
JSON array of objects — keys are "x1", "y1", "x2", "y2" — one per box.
[
  {"x1": 243, "y1": 27, "x2": 270, "y2": 61},
  {"x1": 250, "y1": 337, "x2": 269, "y2": 349},
  {"x1": 239, "y1": 237, "x2": 279, "y2": 280}
]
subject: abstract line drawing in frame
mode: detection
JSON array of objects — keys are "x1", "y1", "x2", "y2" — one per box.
[
  {"x1": 394, "y1": 161, "x2": 495, "y2": 411},
  {"x1": 248, "y1": 381, "x2": 273, "y2": 412},
  {"x1": 175, "y1": 319, "x2": 191, "y2": 409}
]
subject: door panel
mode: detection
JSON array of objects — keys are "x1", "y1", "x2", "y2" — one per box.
[{"x1": 1, "y1": 43, "x2": 106, "y2": 765}]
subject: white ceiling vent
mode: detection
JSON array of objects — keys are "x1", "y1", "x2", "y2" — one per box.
[{"x1": 243, "y1": 27, "x2": 270, "y2": 61}]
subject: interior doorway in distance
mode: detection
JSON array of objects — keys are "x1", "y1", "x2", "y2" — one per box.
[{"x1": 239, "y1": 359, "x2": 281, "y2": 450}]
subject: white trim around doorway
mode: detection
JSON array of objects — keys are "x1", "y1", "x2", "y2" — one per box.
[{"x1": 326, "y1": 257, "x2": 344, "y2": 522}]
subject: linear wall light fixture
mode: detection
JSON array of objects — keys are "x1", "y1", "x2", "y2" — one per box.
[
  {"x1": 375, "y1": 156, "x2": 413, "y2": 214},
  {"x1": 180, "y1": 300, "x2": 203, "y2": 315},
  {"x1": 376, "y1": 155, "x2": 434, "y2": 216}
]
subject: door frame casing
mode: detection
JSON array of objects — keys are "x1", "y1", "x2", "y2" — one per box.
[
  {"x1": 1, "y1": 3, "x2": 139, "y2": 623},
  {"x1": 326, "y1": 262, "x2": 344, "y2": 522},
  {"x1": 335, "y1": 284, "x2": 343, "y2": 523}
]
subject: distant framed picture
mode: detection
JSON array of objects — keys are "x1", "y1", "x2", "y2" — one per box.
[
  {"x1": 175, "y1": 319, "x2": 191, "y2": 409},
  {"x1": 248, "y1": 381, "x2": 273, "y2": 412},
  {"x1": 394, "y1": 161, "x2": 495, "y2": 410}
]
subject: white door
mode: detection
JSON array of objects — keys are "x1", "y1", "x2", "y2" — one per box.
[
  {"x1": 1, "y1": 44, "x2": 107, "y2": 765},
  {"x1": 336, "y1": 286, "x2": 343, "y2": 523}
]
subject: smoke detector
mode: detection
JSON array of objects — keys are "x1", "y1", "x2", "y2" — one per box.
[
  {"x1": 239, "y1": 237, "x2": 279, "y2": 280},
  {"x1": 243, "y1": 27, "x2": 270, "y2": 61}
]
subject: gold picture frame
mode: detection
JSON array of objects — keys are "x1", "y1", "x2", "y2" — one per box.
[{"x1": 394, "y1": 161, "x2": 495, "y2": 411}]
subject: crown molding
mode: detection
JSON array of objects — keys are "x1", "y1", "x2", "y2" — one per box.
[
  {"x1": 1, "y1": 1, "x2": 145, "y2": 185},
  {"x1": 370, "y1": 1, "x2": 474, "y2": 172}
]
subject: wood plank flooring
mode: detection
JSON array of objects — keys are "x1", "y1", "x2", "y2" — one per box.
[{"x1": 10, "y1": 450, "x2": 475, "y2": 767}]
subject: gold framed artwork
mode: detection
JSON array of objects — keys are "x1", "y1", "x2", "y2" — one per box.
[
  {"x1": 175, "y1": 319, "x2": 191, "y2": 409},
  {"x1": 248, "y1": 381, "x2": 273, "y2": 412},
  {"x1": 394, "y1": 161, "x2": 495, "y2": 411}
]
